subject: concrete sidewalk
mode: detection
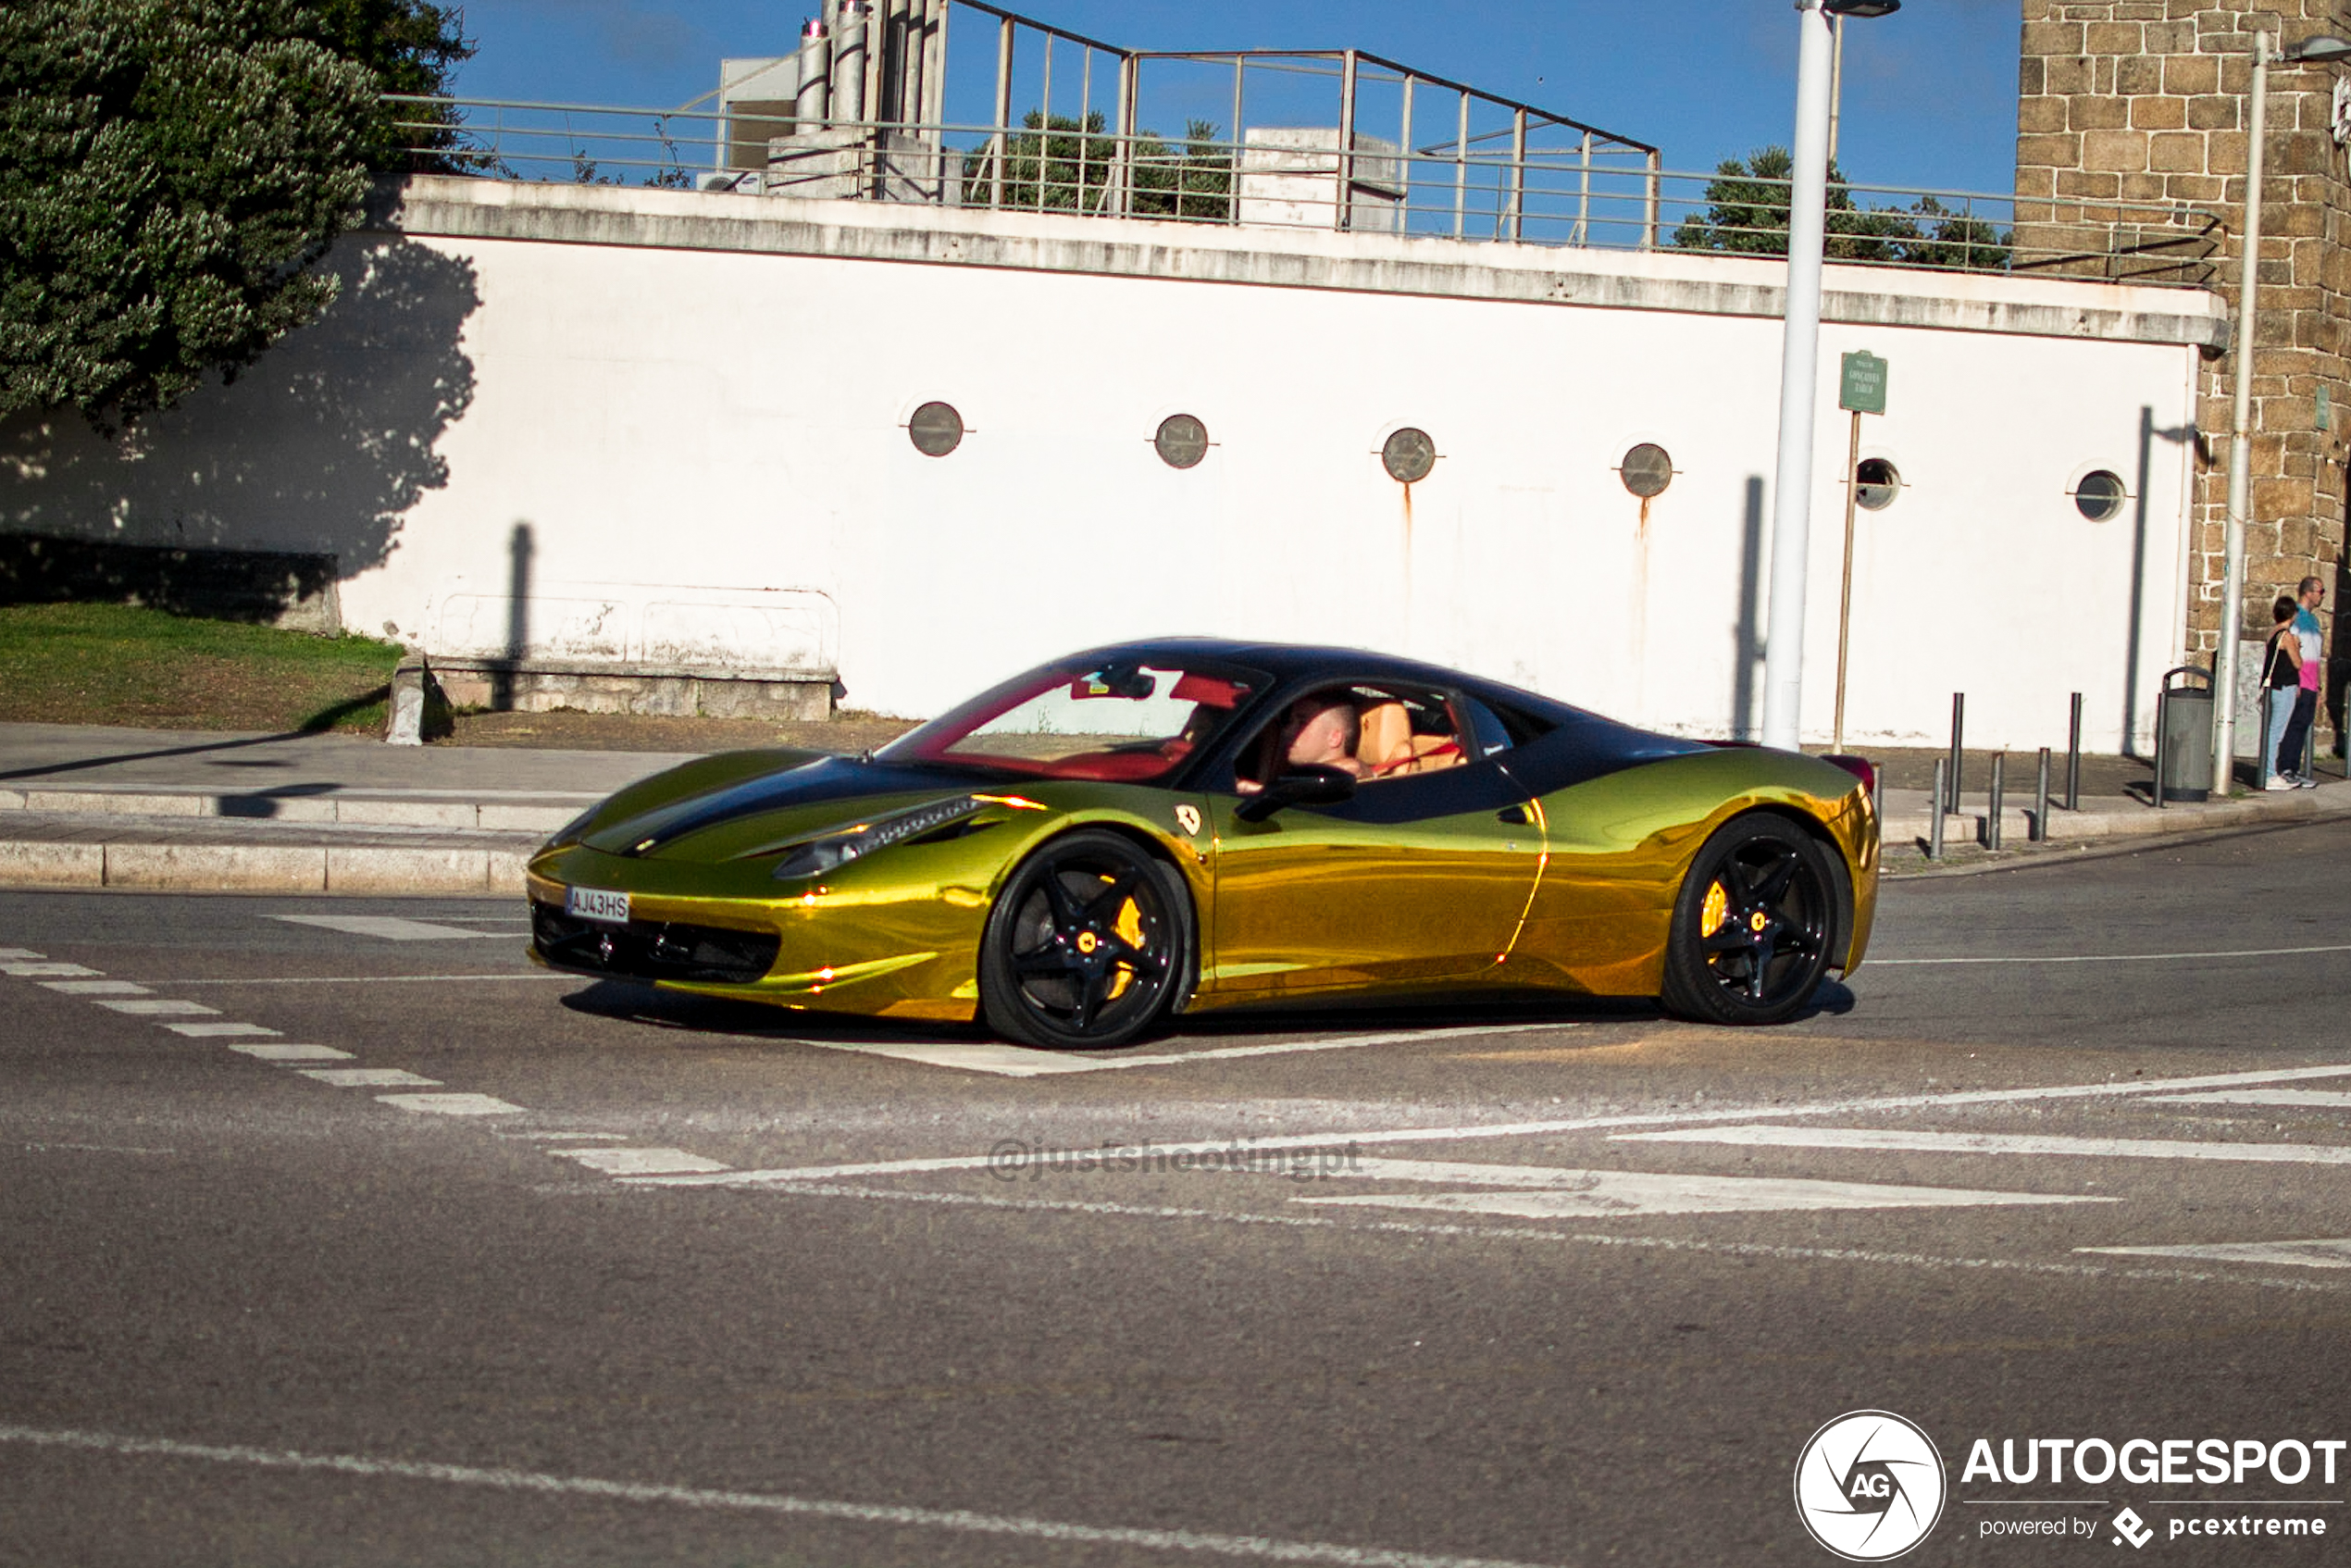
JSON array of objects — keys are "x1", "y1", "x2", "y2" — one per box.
[
  {"x1": 1877, "y1": 773, "x2": 2351, "y2": 871},
  {"x1": 4, "y1": 721, "x2": 2348, "y2": 894},
  {"x1": 0, "y1": 722, "x2": 700, "y2": 894}
]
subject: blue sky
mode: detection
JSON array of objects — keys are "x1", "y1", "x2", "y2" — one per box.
[{"x1": 447, "y1": 1, "x2": 2027, "y2": 198}]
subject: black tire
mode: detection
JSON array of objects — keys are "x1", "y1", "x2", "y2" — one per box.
[
  {"x1": 979, "y1": 829, "x2": 1192, "y2": 1050},
  {"x1": 1659, "y1": 814, "x2": 1840, "y2": 1027}
]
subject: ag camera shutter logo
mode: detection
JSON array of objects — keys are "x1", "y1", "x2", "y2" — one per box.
[{"x1": 1795, "y1": 1411, "x2": 1947, "y2": 1561}]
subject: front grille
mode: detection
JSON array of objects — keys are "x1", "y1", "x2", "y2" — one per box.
[{"x1": 532, "y1": 902, "x2": 780, "y2": 985}]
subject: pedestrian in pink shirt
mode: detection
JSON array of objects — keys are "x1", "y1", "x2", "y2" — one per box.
[{"x1": 2272, "y1": 576, "x2": 2326, "y2": 789}]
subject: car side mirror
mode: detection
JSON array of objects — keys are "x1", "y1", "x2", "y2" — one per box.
[{"x1": 1234, "y1": 764, "x2": 1357, "y2": 822}]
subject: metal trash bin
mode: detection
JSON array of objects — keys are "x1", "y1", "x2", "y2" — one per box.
[{"x1": 2153, "y1": 665, "x2": 2213, "y2": 804}]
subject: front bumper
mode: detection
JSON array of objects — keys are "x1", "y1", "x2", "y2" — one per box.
[
  {"x1": 529, "y1": 902, "x2": 781, "y2": 985},
  {"x1": 524, "y1": 852, "x2": 986, "y2": 1022}
]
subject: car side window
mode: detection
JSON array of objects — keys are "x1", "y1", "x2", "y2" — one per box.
[
  {"x1": 1235, "y1": 683, "x2": 1472, "y2": 790},
  {"x1": 1451, "y1": 695, "x2": 1515, "y2": 760}
]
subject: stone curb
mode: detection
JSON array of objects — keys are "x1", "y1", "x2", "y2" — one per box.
[
  {"x1": 0, "y1": 840, "x2": 529, "y2": 894},
  {"x1": 0, "y1": 786, "x2": 579, "y2": 833}
]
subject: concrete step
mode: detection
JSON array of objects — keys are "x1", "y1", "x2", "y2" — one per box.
[
  {"x1": 0, "y1": 785, "x2": 581, "y2": 833},
  {"x1": 0, "y1": 838, "x2": 531, "y2": 894}
]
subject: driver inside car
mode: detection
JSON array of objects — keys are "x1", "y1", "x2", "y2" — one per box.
[{"x1": 1237, "y1": 695, "x2": 1368, "y2": 793}]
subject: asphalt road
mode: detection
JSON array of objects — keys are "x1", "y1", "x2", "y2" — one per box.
[{"x1": 4, "y1": 821, "x2": 2351, "y2": 1566}]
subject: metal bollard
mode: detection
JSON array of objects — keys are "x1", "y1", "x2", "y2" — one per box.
[
  {"x1": 1929, "y1": 757, "x2": 1947, "y2": 860},
  {"x1": 1947, "y1": 694, "x2": 1966, "y2": 812},
  {"x1": 2033, "y1": 747, "x2": 2050, "y2": 842},
  {"x1": 2066, "y1": 691, "x2": 2083, "y2": 811},
  {"x1": 1987, "y1": 752, "x2": 2005, "y2": 851}
]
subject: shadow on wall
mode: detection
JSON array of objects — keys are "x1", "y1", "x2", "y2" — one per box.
[
  {"x1": 2125, "y1": 405, "x2": 2195, "y2": 754},
  {"x1": 0, "y1": 235, "x2": 479, "y2": 602}
]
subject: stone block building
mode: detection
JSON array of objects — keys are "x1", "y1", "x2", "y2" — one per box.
[{"x1": 2018, "y1": 0, "x2": 2349, "y2": 666}]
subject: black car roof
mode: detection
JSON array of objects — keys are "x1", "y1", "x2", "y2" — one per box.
[
  {"x1": 1056, "y1": 637, "x2": 1723, "y2": 796},
  {"x1": 1061, "y1": 637, "x2": 1591, "y2": 726}
]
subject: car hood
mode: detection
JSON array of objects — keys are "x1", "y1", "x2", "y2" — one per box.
[{"x1": 580, "y1": 753, "x2": 1016, "y2": 864}]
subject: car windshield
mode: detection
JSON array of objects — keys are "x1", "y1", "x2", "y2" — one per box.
[{"x1": 877, "y1": 658, "x2": 1263, "y2": 783}]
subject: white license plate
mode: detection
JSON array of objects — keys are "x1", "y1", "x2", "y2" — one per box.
[{"x1": 565, "y1": 886, "x2": 630, "y2": 926}]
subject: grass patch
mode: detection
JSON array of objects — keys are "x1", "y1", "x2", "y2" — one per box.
[{"x1": 0, "y1": 604, "x2": 405, "y2": 733}]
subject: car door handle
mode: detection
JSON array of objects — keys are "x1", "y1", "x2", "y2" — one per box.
[{"x1": 1496, "y1": 805, "x2": 1530, "y2": 826}]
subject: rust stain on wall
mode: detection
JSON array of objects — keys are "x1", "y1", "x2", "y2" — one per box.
[
  {"x1": 1399, "y1": 480, "x2": 1414, "y2": 628},
  {"x1": 1630, "y1": 495, "x2": 1653, "y2": 715}
]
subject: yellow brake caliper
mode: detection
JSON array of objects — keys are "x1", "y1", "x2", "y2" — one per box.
[
  {"x1": 1106, "y1": 876, "x2": 1146, "y2": 999},
  {"x1": 1700, "y1": 880, "x2": 1730, "y2": 942}
]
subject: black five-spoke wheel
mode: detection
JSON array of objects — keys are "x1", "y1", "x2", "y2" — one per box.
[
  {"x1": 980, "y1": 829, "x2": 1191, "y2": 1050},
  {"x1": 1661, "y1": 814, "x2": 1840, "y2": 1027}
]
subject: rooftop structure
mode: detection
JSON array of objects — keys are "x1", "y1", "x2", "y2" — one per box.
[
  {"x1": 383, "y1": 2, "x2": 2195, "y2": 282},
  {"x1": 702, "y1": 0, "x2": 1666, "y2": 245}
]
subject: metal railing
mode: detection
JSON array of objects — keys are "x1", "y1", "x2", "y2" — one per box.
[{"x1": 380, "y1": 93, "x2": 2223, "y2": 286}]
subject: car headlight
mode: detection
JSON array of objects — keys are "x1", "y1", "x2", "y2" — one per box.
[{"x1": 769, "y1": 795, "x2": 989, "y2": 881}]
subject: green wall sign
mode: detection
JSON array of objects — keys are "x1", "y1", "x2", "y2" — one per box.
[{"x1": 1840, "y1": 351, "x2": 1888, "y2": 416}]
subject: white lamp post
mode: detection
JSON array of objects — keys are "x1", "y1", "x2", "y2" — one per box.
[
  {"x1": 2211, "y1": 27, "x2": 2351, "y2": 791},
  {"x1": 1760, "y1": 0, "x2": 1897, "y2": 752}
]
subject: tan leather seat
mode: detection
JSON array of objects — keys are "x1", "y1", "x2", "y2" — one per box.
[
  {"x1": 1356, "y1": 702, "x2": 1465, "y2": 778},
  {"x1": 1356, "y1": 703, "x2": 1417, "y2": 774}
]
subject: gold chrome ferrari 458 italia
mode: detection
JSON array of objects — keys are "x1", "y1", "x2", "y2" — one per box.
[{"x1": 528, "y1": 641, "x2": 1878, "y2": 1046}]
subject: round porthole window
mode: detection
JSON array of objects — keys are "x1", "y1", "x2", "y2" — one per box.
[
  {"x1": 1620, "y1": 442, "x2": 1673, "y2": 499},
  {"x1": 908, "y1": 401, "x2": 964, "y2": 457},
  {"x1": 2073, "y1": 469, "x2": 2127, "y2": 521},
  {"x1": 1855, "y1": 456, "x2": 1901, "y2": 511},
  {"x1": 1154, "y1": 414, "x2": 1209, "y2": 469},
  {"x1": 1381, "y1": 427, "x2": 1437, "y2": 484}
]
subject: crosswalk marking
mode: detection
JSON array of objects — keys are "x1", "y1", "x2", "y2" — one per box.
[
  {"x1": 376, "y1": 1092, "x2": 524, "y2": 1117},
  {"x1": 228, "y1": 1043, "x2": 352, "y2": 1061},
  {"x1": 2077, "y1": 1239, "x2": 2351, "y2": 1269},
  {"x1": 270, "y1": 915, "x2": 503, "y2": 942},
  {"x1": 4, "y1": 962, "x2": 100, "y2": 977},
  {"x1": 551, "y1": 1147, "x2": 730, "y2": 1176},
  {"x1": 37, "y1": 980, "x2": 151, "y2": 996},
  {"x1": 1288, "y1": 1158, "x2": 2109, "y2": 1218},
  {"x1": 97, "y1": 999, "x2": 216, "y2": 1015},
  {"x1": 2146, "y1": 1089, "x2": 2351, "y2": 1109},
  {"x1": 1615, "y1": 1125, "x2": 2351, "y2": 1164},
  {"x1": 163, "y1": 1023, "x2": 280, "y2": 1038},
  {"x1": 298, "y1": 1068, "x2": 441, "y2": 1088},
  {"x1": 0, "y1": 949, "x2": 45, "y2": 960}
]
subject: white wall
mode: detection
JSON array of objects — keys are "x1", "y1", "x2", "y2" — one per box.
[{"x1": 0, "y1": 178, "x2": 2220, "y2": 752}]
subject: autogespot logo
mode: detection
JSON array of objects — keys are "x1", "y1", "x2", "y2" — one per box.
[{"x1": 1795, "y1": 1411, "x2": 1948, "y2": 1562}]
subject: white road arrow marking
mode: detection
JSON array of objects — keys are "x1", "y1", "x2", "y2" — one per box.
[
  {"x1": 1616, "y1": 1126, "x2": 2351, "y2": 1164},
  {"x1": 2077, "y1": 1239, "x2": 2351, "y2": 1270},
  {"x1": 271, "y1": 915, "x2": 503, "y2": 941},
  {"x1": 1281, "y1": 1157, "x2": 2108, "y2": 1217},
  {"x1": 2146, "y1": 1089, "x2": 2351, "y2": 1109}
]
